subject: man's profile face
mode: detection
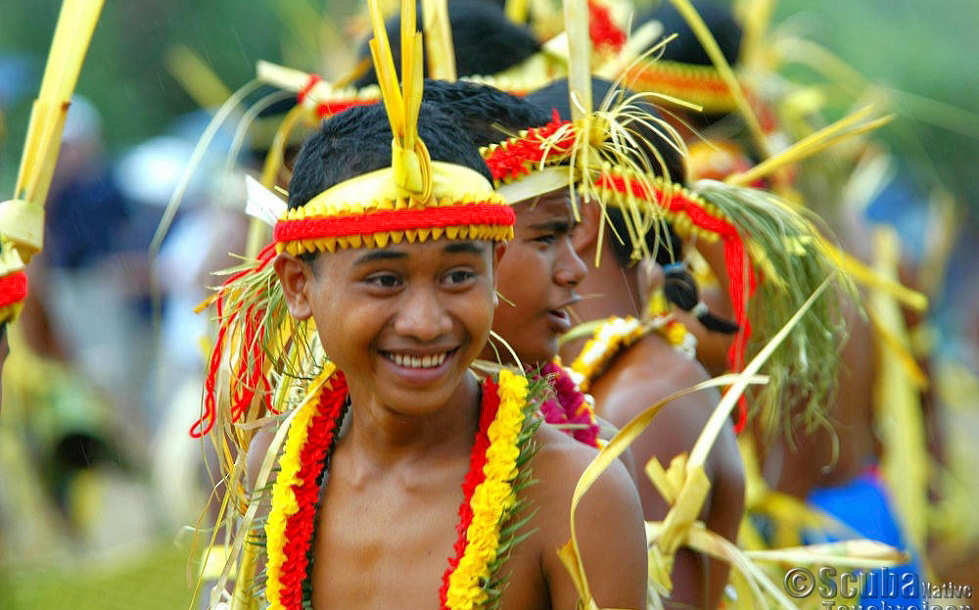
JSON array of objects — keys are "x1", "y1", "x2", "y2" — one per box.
[
  {"x1": 488, "y1": 189, "x2": 586, "y2": 366},
  {"x1": 283, "y1": 239, "x2": 499, "y2": 414}
]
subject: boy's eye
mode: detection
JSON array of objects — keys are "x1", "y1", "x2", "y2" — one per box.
[
  {"x1": 443, "y1": 269, "x2": 476, "y2": 286},
  {"x1": 533, "y1": 234, "x2": 556, "y2": 245},
  {"x1": 365, "y1": 273, "x2": 402, "y2": 288}
]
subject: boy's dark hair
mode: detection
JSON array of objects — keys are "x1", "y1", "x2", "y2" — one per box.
[
  {"x1": 420, "y1": 79, "x2": 553, "y2": 147},
  {"x1": 354, "y1": 0, "x2": 541, "y2": 87},
  {"x1": 288, "y1": 100, "x2": 492, "y2": 210},
  {"x1": 637, "y1": 0, "x2": 742, "y2": 67}
]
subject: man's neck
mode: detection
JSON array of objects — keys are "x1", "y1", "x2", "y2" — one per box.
[
  {"x1": 562, "y1": 243, "x2": 641, "y2": 360},
  {"x1": 343, "y1": 373, "x2": 482, "y2": 469}
]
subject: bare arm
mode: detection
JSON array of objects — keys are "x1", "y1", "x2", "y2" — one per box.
[
  {"x1": 598, "y1": 358, "x2": 745, "y2": 609},
  {"x1": 533, "y1": 428, "x2": 648, "y2": 610}
]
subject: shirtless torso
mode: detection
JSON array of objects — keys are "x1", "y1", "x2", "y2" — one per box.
[{"x1": 250, "y1": 380, "x2": 647, "y2": 610}]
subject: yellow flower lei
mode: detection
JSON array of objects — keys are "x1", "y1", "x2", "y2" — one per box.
[
  {"x1": 445, "y1": 369, "x2": 529, "y2": 609},
  {"x1": 264, "y1": 367, "x2": 535, "y2": 610},
  {"x1": 570, "y1": 291, "x2": 696, "y2": 391},
  {"x1": 569, "y1": 316, "x2": 647, "y2": 392}
]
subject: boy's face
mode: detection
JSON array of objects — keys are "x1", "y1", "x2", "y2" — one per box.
[
  {"x1": 276, "y1": 239, "x2": 500, "y2": 415},
  {"x1": 489, "y1": 189, "x2": 586, "y2": 366}
]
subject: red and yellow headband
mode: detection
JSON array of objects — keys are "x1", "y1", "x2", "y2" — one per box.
[
  {"x1": 267, "y1": 0, "x2": 515, "y2": 259},
  {"x1": 274, "y1": 162, "x2": 513, "y2": 257}
]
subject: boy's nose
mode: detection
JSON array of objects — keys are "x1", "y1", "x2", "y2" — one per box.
[
  {"x1": 554, "y1": 238, "x2": 587, "y2": 287},
  {"x1": 393, "y1": 286, "x2": 453, "y2": 342}
]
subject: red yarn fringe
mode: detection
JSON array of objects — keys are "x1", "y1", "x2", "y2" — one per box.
[
  {"x1": 483, "y1": 114, "x2": 574, "y2": 183},
  {"x1": 191, "y1": 243, "x2": 278, "y2": 438}
]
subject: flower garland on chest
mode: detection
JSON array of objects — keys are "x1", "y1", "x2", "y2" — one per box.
[
  {"x1": 538, "y1": 360, "x2": 601, "y2": 448},
  {"x1": 264, "y1": 368, "x2": 539, "y2": 610},
  {"x1": 569, "y1": 289, "x2": 695, "y2": 392}
]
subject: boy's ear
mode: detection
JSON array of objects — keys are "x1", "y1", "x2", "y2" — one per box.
[
  {"x1": 274, "y1": 253, "x2": 314, "y2": 321},
  {"x1": 572, "y1": 201, "x2": 602, "y2": 255},
  {"x1": 492, "y1": 242, "x2": 508, "y2": 307},
  {"x1": 493, "y1": 242, "x2": 507, "y2": 268}
]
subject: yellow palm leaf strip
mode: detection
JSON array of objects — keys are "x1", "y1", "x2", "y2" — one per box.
[
  {"x1": 165, "y1": 45, "x2": 232, "y2": 109},
  {"x1": 4, "y1": 0, "x2": 104, "y2": 261},
  {"x1": 688, "y1": 276, "x2": 834, "y2": 470},
  {"x1": 368, "y1": 0, "x2": 430, "y2": 196},
  {"x1": 665, "y1": 0, "x2": 771, "y2": 160},
  {"x1": 369, "y1": 0, "x2": 406, "y2": 140},
  {"x1": 734, "y1": 0, "x2": 774, "y2": 68},
  {"x1": 505, "y1": 0, "x2": 530, "y2": 24},
  {"x1": 556, "y1": 372, "x2": 768, "y2": 608},
  {"x1": 564, "y1": 0, "x2": 593, "y2": 122},
  {"x1": 245, "y1": 104, "x2": 311, "y2": 257},
  {"x1": 422, "y1": 0, "x2": 457, "y2": 81},
  {"x1": 744, "y1": 540, "x2": 908, "y2": 568},
  {"x1": 869, "y1": 227, "x2": 929, "y2": 557},
  {"x1": 647, "y1": 521, "x2": 795, "y2": 608},
  {"x1": 725, "y1": 106, "x2": 893, "y2": 188},
  {"x1": 21, "y1": 0, "x2": 105, "y2": 200},
  {"x1": 819, "y1": 240, "x2": 927, "y2": 312}
]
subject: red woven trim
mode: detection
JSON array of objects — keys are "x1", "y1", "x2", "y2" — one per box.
[
  {"x1": 627, "y1": 64, "x2": 732, "y2": 95},
  {"x1": 313, "y1": 98, "x2": 378, "y2": 118},
  {"x1": 274, "y1": 204, "x2": 515, "y2": 244},
  {"x1": 595, "y1": 173, "x2": 758, "y2": 404},
  {"x1": 588, "y1": 0, "x2": 626, "y2": 52},
  {"x1": 297, "y1": 74, "x2": 322, "y2": 104},
  {"x1": 438, "y1": 377, "x2": 501, "y2": 607},
  {"x1": 483, "y1": 115, "x2": 574, "y2": 183},
  {"x1": 278, "y1": 373, "x2": 349, "y2": 610},
  {"x1": 0, "y1": 271, "x2": 28, "y2": 308}
]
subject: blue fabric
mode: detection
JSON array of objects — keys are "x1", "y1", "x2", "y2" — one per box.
[{"x1": 807, "y1": 470, "x2": 925, "y2": 606}]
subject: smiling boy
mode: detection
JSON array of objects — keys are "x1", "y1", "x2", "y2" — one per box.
[
  {"x1": 269, "y1": 108, "x2": 644, "y2": 610},
  {"x1": 206, "y1": 6, "x2": 646, "y2": 609}
]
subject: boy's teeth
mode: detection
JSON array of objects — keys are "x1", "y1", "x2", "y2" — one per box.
[{"x1": 386, "y1": 351, "x2": 449, "y2": 369}]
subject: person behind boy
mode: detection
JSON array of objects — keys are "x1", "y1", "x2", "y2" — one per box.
[
  {"x1": 198, "y1": 4, "x2": 646, "y2": 608},
  {"x1": 519, "y1": 76, "x2": 744, "y2": 610}
]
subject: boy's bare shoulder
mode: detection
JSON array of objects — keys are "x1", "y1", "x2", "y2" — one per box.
[
  {"x1": 521, "y1": 423, "x2": 648, "y2": 609},
  {"x1": 525, "y1": 423, "x2": 639, "y2": 528}
]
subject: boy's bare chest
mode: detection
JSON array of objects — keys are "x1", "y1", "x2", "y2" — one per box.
[
  {"x1": 310, "y1": 465, "x2": 466, "y2": 609},
  {"x1": 308, "y1": 464, "x2": 545, "y2": 610}
]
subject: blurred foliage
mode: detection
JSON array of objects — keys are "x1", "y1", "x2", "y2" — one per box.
[{"x1": 770, "y1": 0, "x2": 979, "y2": 213}]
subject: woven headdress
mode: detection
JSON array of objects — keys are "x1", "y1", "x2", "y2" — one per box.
[
  {"x1": 480, "y1": 20, "x2": 851, "y2": 434},
  {"x1": 191, "y1": 0, "x2": 514, "y2": 438}
]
